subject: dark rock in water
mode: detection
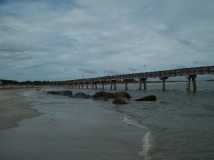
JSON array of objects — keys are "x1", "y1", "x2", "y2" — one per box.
[
  {"x1": 62, "y1": 91, "x2": 73, "y2": 96},
  {"x1": 93, "y1": 91, "x2": 115, "y2": 100},
  {"x1": 112, "y1": 97, "x2": 128, "y2": 105},
  {"x1": 47, "y1": 91, "x2": 59, "y2": 95},
  {"x1": 135, "y1": 95, "x2": 157, "y2": 101},
  {"x1": 47, "y1": 90, "x2": 73, "y2": 97},
  {"x1": 114, "y1": 92, "x2": 131, "y2": 99},
  {"x1": 93, "y1": 91, "x2": 131, "y2": 100},
  {"x1": 73, "y1": 92, "x2": 91, "y2": 99}
]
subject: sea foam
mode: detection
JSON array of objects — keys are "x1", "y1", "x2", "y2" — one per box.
[{"x1": 123, "y1": 116, "x2": 152, "y2": 160}]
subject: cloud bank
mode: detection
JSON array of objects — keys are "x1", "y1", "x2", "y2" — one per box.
[{"x1": 0, "y1": 0, "x2": 214, "y2": 80}]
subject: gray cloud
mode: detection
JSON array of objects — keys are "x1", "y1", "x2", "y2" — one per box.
[
  {"x1": 78, "y1": 68, "x2": 97, "y2": 75},
  {"x1": 0, "y1": 0, "x2": 214, "y2": 80}
]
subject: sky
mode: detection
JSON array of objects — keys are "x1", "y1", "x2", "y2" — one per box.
[{"x1": 0, "y1": 0, "x2": 214, "y2": 81}]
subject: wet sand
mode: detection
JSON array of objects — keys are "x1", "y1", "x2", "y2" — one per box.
[
  {"x1": 0, "y1": 90, "x2": 41, "y2": 130},
  {"x1": 0, "y1": 90, "x2": 147, "y2": 160}
]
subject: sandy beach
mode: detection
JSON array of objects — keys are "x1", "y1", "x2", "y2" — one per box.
[{"x1": 0, "y1": 90, "x2": 41, "y2": 130}]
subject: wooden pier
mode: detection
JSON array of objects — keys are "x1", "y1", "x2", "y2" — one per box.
[{"x1": 67, "y1": 66, "x2": 214, "y2": 93}]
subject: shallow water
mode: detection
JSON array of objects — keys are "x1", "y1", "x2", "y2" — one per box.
[
  {"x1": 0, "y1": 81, "x2": 214, "y2": 160},
  {"x1": 0, "y1": 89, "x2": 145, "y2": 160}
]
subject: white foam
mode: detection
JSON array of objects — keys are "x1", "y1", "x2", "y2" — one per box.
[
  {"x1": 140, "y1": 131, "x2": 152, "y2": 160},
  {"x1": 122, "y1": 116, "x2": 152, "y2": 160},
  {"x1": 122, "y1": 116, "x2": 147, "y2": 130}
]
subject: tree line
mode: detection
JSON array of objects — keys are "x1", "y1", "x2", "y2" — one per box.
[{"x1": 0, "y1": 79, "x2": 62, "y2": 85}]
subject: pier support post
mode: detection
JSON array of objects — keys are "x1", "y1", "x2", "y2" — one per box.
[
  {"x1": 186, "y1": 76, "x2": 191, "y2": 92},
  {"x1": 124, "y1": 79, "x2": 128, "y2": 91},
  {"x1": 95, "y1": 82, "x2": 98, "y2": 90},
  {"x1": 160, "y1": 77, "x2": 168, "y2": 92},
  {"x1": 86, "y1": 83, "x2": 89, "y2": 89},
  {"x1": 113, "y1": 80, "x2": 117, "y2": 90},
  {"x1": 186, "y1": 75, "x2": 197, "y2": 93},
  {"x1": 139, "y1": 78, "x2": 147, "y2": 91},
  {"x1": 110, "y1": 81, "x2": 113, "y2": 90},
  {"x1": 192, "y1": 75, "x2": 197, "y2": 93},
  {"x1": 143, "y1": 79, "x2": 147, "y2": 91},
  {"x1": 101, "y1": 82, "x2": 105, "y2": 90}
]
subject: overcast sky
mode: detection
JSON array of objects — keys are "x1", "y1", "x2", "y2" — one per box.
[{"x1": 0, "y1": 0, "x2": 214, "y2": 80}]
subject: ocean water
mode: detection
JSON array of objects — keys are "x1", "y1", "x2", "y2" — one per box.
[{"x1": 0, "y1": 81, "x2": 214, "y2": 160}]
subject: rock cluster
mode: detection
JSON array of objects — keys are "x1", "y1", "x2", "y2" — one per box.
[
  {"x1": 47, "y1": 90, "x2": 73, "y2": 97},
  {"x1": 73, "y1": 92, "x2": 91, "y2": 99},
  {"x1": 92, "y1": 91, "x2": 115, "y2": 100},
  {"x1": 114, "y1": 92, "x2": 131, "y2": 99},
  {"x1": 135, "y1": 95, "x2": 157, "y2": 101},
  {"x1": 112, "y1": 97, "x2": 129, "y2": 105},
  {"x1": 92, "y1": 91, "x2": 131, "y2": 105},
  {"x1": 47, "y1": 90, "x2": 157, "y2": 105}
]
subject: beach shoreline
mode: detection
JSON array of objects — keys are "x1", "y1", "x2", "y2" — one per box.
[
  {"x1": 0, "y1": 90, "x2": 41, "y2": 130},
  {"x1": 0, "y1": 89, "x2": 147, "y2": 160}
]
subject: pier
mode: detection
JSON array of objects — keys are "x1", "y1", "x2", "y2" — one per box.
[{"x1": 68, "y1": 66, "x2": 214, "y2": 93}]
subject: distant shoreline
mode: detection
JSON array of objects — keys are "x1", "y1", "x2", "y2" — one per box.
[{"x1": 0, "y1": 85, "x2": 47, "y2": 90}]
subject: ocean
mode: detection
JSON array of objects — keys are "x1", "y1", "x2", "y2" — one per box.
[{"x1": 0, "y1": 81, "x2": 214, "y2": 160}]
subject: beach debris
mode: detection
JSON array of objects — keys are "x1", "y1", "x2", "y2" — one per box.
[
  {"x1": 135, "y1": 95, "x2": 157, "y2": 101},
  {"x1": 112, "y1": 97, "x2": 129, "y2": 105}
]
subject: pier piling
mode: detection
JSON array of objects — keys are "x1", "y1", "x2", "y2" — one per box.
[
  {"x1": 101, "y1": 82, "x2": 105, "y2": 90},
  {"x1": 124, "y1": 80, "x2": 128, "y2": 91},
  {"x1": 161, "y1": 77, "x2": 168, "y2": 92},
  {"x1": 187, "y1": 75, "x2": 197, "y2": 93},
  {"x1": 113, "y1": 80, "x2": 117, "y2": 90},
  {"x1": 139, "y1": 78, "x2": 147, "y2": 91},
  {"x1": 110, "y1": 81, "x2": 113, "y2": 90},
  {"x1": 95, "y1": 82, "x2": 98, "y2": 90}
]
